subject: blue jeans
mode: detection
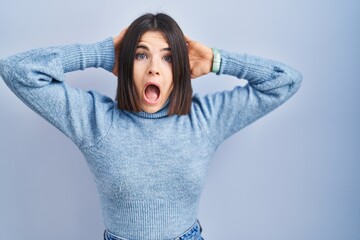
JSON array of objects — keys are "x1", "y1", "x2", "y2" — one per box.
[{"x1": 103, "y1": 220, "x2": 204, "y2": 240}]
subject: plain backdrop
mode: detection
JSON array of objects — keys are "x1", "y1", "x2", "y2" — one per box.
[{"x1": 0, "y1": 0, "x2": 359, "y2": 239}]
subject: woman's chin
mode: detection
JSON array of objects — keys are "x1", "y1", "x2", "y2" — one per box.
[
  {"x1": 141, "y1": 101, "x2": 163, "y2": 114},
  {"x1": 141, "y1": 95, "x2": 170, "y2": 114}
]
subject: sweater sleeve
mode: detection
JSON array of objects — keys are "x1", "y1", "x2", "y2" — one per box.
[
  {"x1": 0, "y1": 38, "x2": 116, "y2": 149},
  {"x1": 193, "y1": 50, "x2": 303, "y2": 147}
]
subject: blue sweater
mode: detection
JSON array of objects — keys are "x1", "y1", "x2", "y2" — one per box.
[{"x1": 0, "y1": 37, "x2": 302, "y2": 239}]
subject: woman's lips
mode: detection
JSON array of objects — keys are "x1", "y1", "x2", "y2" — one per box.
[{"x1": 143, "y1": 82, "x2": 161, "y2": 105}]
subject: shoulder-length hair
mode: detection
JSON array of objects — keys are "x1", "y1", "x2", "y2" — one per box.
[{"x1": 116, "y1": 13, "x2": 192, "y2": 115}]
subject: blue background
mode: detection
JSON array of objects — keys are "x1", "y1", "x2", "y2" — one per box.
[{"x1": 0, "y1": 0, "x2": 359, "y2": 239}]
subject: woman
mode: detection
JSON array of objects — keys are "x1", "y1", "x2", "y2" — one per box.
[{"x1": 0, "y1": 13, "x2": 302, "y2": 240}]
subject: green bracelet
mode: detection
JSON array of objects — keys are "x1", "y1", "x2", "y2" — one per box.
[{"x1": 211, "y1": 48, "x2": 221, "y2": 73}]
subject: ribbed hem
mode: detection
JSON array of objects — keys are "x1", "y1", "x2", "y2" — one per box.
[
  {"x1": 102, "y1": 199, "x2": 199, "y2": 240},
  {"x1": 104, "y1": 219, "x2": 201, "y2": 240},
  {"x1": 59, "y1": 37, "x2": 114, "y2": 73}
]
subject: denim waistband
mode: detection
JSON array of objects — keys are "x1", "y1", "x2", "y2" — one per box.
[{"x1": 103, "y1": 220, "x2": 203, "y2": 240}]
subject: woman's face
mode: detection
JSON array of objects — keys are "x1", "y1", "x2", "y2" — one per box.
[{"x1": 133, "y1": 31, "x2": 173, "y2": 113}]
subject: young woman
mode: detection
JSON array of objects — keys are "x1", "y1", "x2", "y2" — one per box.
[{"x1": 0, "y1": 13, "x2": 302, "y2": 240}]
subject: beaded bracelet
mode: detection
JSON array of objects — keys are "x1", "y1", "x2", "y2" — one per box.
[{"x1": 211, "y1": 48, "x2": 221, "y2": 73}]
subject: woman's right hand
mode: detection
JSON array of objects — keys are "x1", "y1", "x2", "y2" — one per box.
[
  {"x1": 112, "y1": 28, "x2": 127, "y2": 76},
  {"x1": 185, "y1": 36, "x2": 213, "y2": 79}
]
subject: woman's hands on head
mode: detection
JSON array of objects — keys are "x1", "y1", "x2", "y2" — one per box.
[
  {"x1": 112, "y1": 30, "x2": 213, "y2": 79},
  {"x1": 185, "y1": 36, "x2": 213, "y2": 79},
  {"x1": 112, "y1": 28, "x2": 127, "y2": 76}
]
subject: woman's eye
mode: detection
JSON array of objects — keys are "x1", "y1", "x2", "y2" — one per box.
[
  {"x1": 135, "y1": 53, "x2": 147, "y2": 60},
  {"x1": 163, "y1": 55, "x2": 172, "y2": 62}
]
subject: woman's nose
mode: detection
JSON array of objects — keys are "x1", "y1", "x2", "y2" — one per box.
[
  {"x1": 148, "y1": 69, "x2": 160, "y2": 75},
  {"x1": 148, "y1": 59, "x2": 160, "y2": 75}
]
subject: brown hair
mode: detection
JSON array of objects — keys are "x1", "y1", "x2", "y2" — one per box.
[{"x1": 116, "y1": 13, "x2": 192, "y2": 115}]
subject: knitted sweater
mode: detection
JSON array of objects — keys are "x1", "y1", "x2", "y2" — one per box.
[{"x1": 0, "y1": 37, "x2": 302, "y2": 239}]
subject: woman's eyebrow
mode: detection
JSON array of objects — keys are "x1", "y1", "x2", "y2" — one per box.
[
  {"x1": 161, "y1": 47, "x2": 171, "y2": 52},
  {"x1": 136, "y1": 45, "x2": 149, "y2": 51},
  {"x1": 136, "y1": 45, "x2": 171, "y2": 52}
]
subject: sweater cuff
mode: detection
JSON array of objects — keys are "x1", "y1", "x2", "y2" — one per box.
[
  {"x1": 218, "y1": 49, "x2": 279, "y2": 82},
  {"x1": 59, "y1": 37, "x2": 115, "y2": 73},
  {"x1": 217, "y1": 49, "x2": 248, "y2": 79}
]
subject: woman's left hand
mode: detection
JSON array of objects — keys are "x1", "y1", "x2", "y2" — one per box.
[{"x1": 185, "y1": 36, "x2": 213, "y2": 79}]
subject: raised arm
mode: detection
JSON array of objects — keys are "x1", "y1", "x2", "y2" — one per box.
[
  {"x1": 0, "y1": 38, "x2": 116, "y2": 148},
  {"x1": 186, "y1": 37, "x2": 303, "y2": 146}
]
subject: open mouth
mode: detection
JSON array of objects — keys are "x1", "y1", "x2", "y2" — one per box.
[{"x1": 144, "y1": 82, "x2": 160, "y2": 104}]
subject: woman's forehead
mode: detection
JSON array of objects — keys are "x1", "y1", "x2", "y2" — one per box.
[{"x1": 138, "y1": 31, "x2": 169, "y2": 47}]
